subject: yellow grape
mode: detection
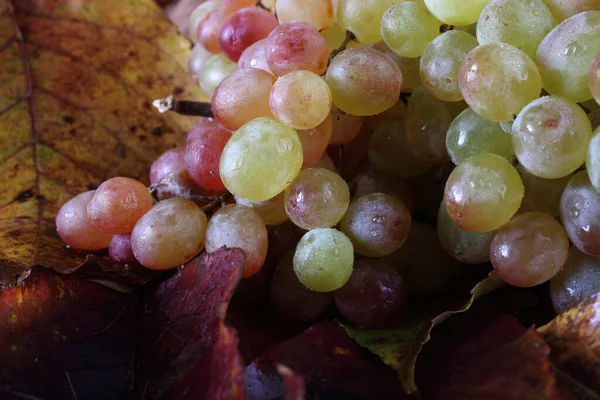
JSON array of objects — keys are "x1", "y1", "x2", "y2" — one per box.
[{"x1": 338, "y1": 0, "x2": 404, "y2": 44}]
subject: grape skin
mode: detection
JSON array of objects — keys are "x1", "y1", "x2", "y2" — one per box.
[
  {"x1": 188, "y1": 0, "x2": 221, "y2": 44},
  {"x1": 149, "y1": 146, "x2": 186, "y2": 185},
  {"x1": 200, "y1": 53, "x2": 238, "y2": 97},
  {"x1": 586, "y1": 126, "x2": 600, "y2": 191},
  {"x1": 235, "y1": 192, "x2": 288, "y2": 225},
  {"x1": 590, "y1": 52, "x2": 600, "y2": 105},
  {"x1": 338, "y1": 0, "x2": 405, "y2": 44},
  {"x1": 517, "y1": 164, "x2": 571, "y2": 217},
  {"x1": 329, "y1": 104, "x2": 364, "y2": 145},
  {"x1": 276, "y1": 0, "x2": 334, "y2": 31},
  {"x1": 543, "y1": 0, "x2": 600, "y2": 22},
  {"x1": 297, "y1": 113, "x2": 333, "y2": 168},
  {"x1": 197, "y1": 6, "x2": 234, "y2": 54},
  {"x1": 550, "y1": 248, "x2": 600, "y2": 313},
  {"x1": 109, "y1": 234, "x2": 138, "y2": 265},
  {"x1": 424, "y1": 0, "x2": 489, "y2": 26},
  {"x1": 237, "y1": 39, "x2": 274, "y2": 75}
]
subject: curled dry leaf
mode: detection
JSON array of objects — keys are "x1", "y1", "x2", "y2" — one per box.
[{"x1": 0, "y1": 0, "x2": 205, "y2": 285}]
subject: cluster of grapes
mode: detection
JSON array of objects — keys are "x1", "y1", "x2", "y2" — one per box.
[{"x1": 56, "y1": 0, "x2": 600, "y2": 328}]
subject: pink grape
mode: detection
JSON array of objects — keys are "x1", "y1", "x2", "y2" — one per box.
[
  {"x1": 149, "y1": 146, "x2": 186, "y2": 185},
  {"x1": 297, "y1": 113, "x2": 333, "y2": 168},
  {"x1": 108, "y1": 234, "x2": 138, "y2": 265},
  {"x1": 197, "y1": 6, "x2": 234, "y2": 54},
  {"x1": 219, "y1": 7, "x2": 279, "y2": 62},
  {"x1": 222, "y1": 0, "x2": 256, "y2": 7},
  {"x1": 237, "y1": 39, "x2": 273, "y2": 75},
  {"x1": 329, "y1": 104, "x2": 364, "y2": 145}
]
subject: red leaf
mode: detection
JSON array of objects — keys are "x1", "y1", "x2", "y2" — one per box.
[{"x1": 136, "y1": 247, "x2": 245, "y2": 400}]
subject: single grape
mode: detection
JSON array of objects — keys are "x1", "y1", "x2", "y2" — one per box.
[
  {"x1": 380, "y1": 1, "x2": 440, "y2": 58},
  {"x1": 311, "y1": 152, "x2": 337, "y2": 173},
  {"x1": 591, "y1": 52, "x2": 600, "y2": 104},
  {"x1": 284, "y1": 168, "x2": 350, "y2": 230},
  {"x1": 211, "y1": 68, "x2": 276, "y2": 130},
  {"x1": 446, "y1": 108, "x2": 514, "y2": 165},
  {"x1": 490, "y1": 212, "x2": 569, "y2": 287},
  {"x1": 205, "y1": 204, "x2": 268, "y2": 277},
  {"x1": 329, "y1": 104, "x2": 364, "y2": 145},
  {"x1": 276, "y1": 0, "x2": 334, "y2": 31},
  {"x1": 235, "y1": 192, "x2": 288, "y2": 225},
  {"x1": 561, "y1": 171, "x2": 600, "y2": 255},
  {"x1": 149, "y1": 146, "x2": 186, "y2": 185},
  {"x1": 340, "y1": 193, "x2": 412, "y2": 257},
  {"x1": 220, "y1": 117, "x2": 303, "y2": 202},
  {"x1": 151, "y1": 170, "x2": 210, "y2": 203},
  {"x1": 219, "y1": 7, "x2": 279, "y2": 62},
  {"x1": 353, "y1": 171, "x2": 414, "y2": 213},
  {"x1": 543, "y1": 0, "x2": 600, "y2": 22},
  {"x1": 476, "y1": 0, "x2": 556, "y2": 60},
  {"x1": 512, "y1": 96, "x2": 592, "y2": 179},
  {"x1": 297, "y1": 113, "x2": 333, "y2": 168},
  {"x1": 373, "y1": 41, "x2": 422, "y2": 92},
  {"x1": 265, "y1": 22, "x2": 329, "y2": 76},
  {"x1": 437, "y1": 203, "x2": 495, "y2": 265},
  {"x1": 368, "y1": 118, "x2": 432, "y2": 179},
  {"x1": 56, "y1": 191, "x2": 113, "y2": 251},
  {"x1": 131, "y1": 199, "x2": 207, "y2": 270},
  {"x1": 271, "y1": 251, "x2": 334, "y2": 323},
  {"x1": 405, "y1": 86, "x2": 467, "y2": 164},
  {"x1": 237, "y1": 39, "x2": 273, "y2": 75},
  {"x1": 109, "y1": 234, "x2": 138, "y2": 265},
  {"x1": 87, "y1": 177, "x2": 153, "y2": 235},
  {"x1": 293, "y1": 228, "x2": 354, "y2": 292},
  {"x1": 200, "y1": 53, "x2": 238, "y2": 97},
  {"x1": 420, "y1": 30, "x2": 478, "y2": 102},
  {"x1": 322, "y1": 23, "x2": 350, "y2": 53},
  {"x1": 326, "y1": 47, "x2": 403, "y2": 116},
  {"x1": 444, "y1": 153, "x2": 524, "y2": 233},
  {"x1": 269, "y1": 70, "x2": 332, "y2": 129},
  {"x1": 517, "y1": 164, "x2": 571, "y2": 217},
  {"x1": 184, "y1": 122, "x2": 233, "y2": 192},
  {"x1": 335, "y1": 259, "x2": 407, "y2": 328},
  {"x1": 338, "y1": 0, "x2": 404, "y2": 44},
  {"x1": 424, "y1": 0, "x2": 489, "y2": 26},
  {"x1": 459, "y1": 42, "x2": 542, "y2": 122},
  {"x1": 587, "y1": 126, "x2": 600, "y2": 191},
  {"x1": 550, "y1": 248, "x2": 600, "y2": 313},
  {"x1": 188, "y1": 44, "x2": 212, "y2": 82},
  {"x1": 536, "y1": 11, "x2": 600, "y2": 102},
  {"x1": 188, "y1": 0, "x2": 221, "y2": 43},
  {"x1": 197, "y1": 6, "x2": 234, "y2": 54}
]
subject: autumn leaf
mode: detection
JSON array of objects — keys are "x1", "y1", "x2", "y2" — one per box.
[{"x1": 0, "y1": 0, "x2": 205, "y2": 282}]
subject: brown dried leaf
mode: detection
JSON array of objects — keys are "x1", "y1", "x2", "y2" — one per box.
[{"x1": 0, "y1": 0, "x2": 206, "y2": 280}]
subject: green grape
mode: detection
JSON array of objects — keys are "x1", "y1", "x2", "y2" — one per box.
[
  {"x1": 420, "y1": 30, "x2": 479, "y2": 102},
  {"x1": 326, "y1": 47, "x2": 403, "y2": 116},
  {"x1": 591, "y1": 53, "x2": 600, "y2": 105},
  {"x1": 550, "y1": 248, "x2": 600, "y2": 313},
  {"x1": 517, "y1": 164, "x2": 572, "y2": 217},
  {"x1": 235, "y1": 192, "x2": 288, "y2": 225},
  {"x1": 405, "y1": 86, "x2": 467, "y2": 164},
  {"x1": 293, "y1": 228, "x2": 354, "y2": 292},
  {"x1": 380, "y1": 1, "x2": 440, "y2": 58},
  {"x1": 200, "y1": 53, "x2": 238, "y2": 97},
  {"x1": 373, "y1": 41, "x2": 422, "y2": 92},
  {"x1": 536, "y1": 11, "x2": 600, "y2": 102},
  {"x1": 446, "y1": 108, "x2": 514, "y2": 165},
  {"x1": 459, "y1": 42, "x2": 542, "y2": 122},
  {"x1": 338, "y1": 0, "x2": 404, "y2": 44},
  {"x1": 500, "y1": 121, "x2": 513, "y2": 134},
  {"x1": 220, "y1": 117, "x2": 303, "y2": 202},
  {"x1": 424, "y1": 0, "x2": 489, "y2": 26},
  {"x1": 276, "y1": 0, "x2": 335, "y2": 31},
  {"x1": 437, "y1": 203, "x2": 495, "y2": 264},
  {"x1": 512, "y1": 96, "x2": 592, "y2": 179},
  {"x1": 476, "y1": 0, "x2": 556, "y2": 60},
  {"x1": 543, "y1": 0, "x2": 600, "y2": 22},
  {"x1": 368, "y1": 118, "x2": 432, "y2": 179},
  {"x1": 444, "y1": 153, "x2": 524, "y2": 233},
  {"x1": 586, "y1": 126, "x2": 600, "y2": 191},
  {"x1": 322, "y1": 23, "x2": 349, "y2": 53}
]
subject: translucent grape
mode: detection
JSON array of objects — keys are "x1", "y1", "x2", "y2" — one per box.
[
  {"x1": 338, "y1": 0, "x2": 403, "y2": 44},
  {"x1": 490, "y1": 212, "x2": 569, "y2": 287},
  {"x1": 56, "y1": 191, "x2": 113, "y2": 251},
  {"x1": 211, "y1": 68, "x2": 276, "y2": 130},
  {"x1": 269, "y1": 70, "x2": 332, "y2": 129},
  {"x1": 476, "y1": 0, "x2": 556, "y2": 59},
  {"x1": 368, "y1": 118, "x2": 432, "y2": 179},
  {"x1": 271, "y1": 251, "x2": 334, "y2": 323},
  {"x1": 437, "y1": 203, "x2": 495, "y2": 264},
  {"x1": 329, "y1": 104, "x2": 364, "y2": 145},
  {"x1": 188, "y1": 0, "x2": 221, "y2": 43},
  {"x1": 188, "y1": 44, "x2": 212, "y2": 82},
  {"x1": 536, "y1": 11, "x2": 600, "y2": 102},
  {"x1": 512, "y1": 96, "x2": 592, "y2": 179},
  {"x1": 265, "y1": 22, "x2": 329, "y2": 76},
  {"x1": 220, "y1": 117, "x2": 303, "y2": 202},
  {"x1": 543, "y1": 0, "x2": 600, "y2": 22},
  {"x1": 424, "y1": 0, "x2": 488, "y2": 25},
  {"x1": 500, "y1": 120, "x2": 513, "y2": 134},
  {"x1": 446, "y1": 108, "x2": 514, "y2": 165},
  {"x1": 517, "y1": 164, "x2": 571, "y2": 217},
  {"x1": 340, "y1": 193, "x2": 412, "y2": 257},
  {"x1": 405, "y1": 86, "x2": 467, "y2": 164},
  {"x1": 87, "y1": 177, "x2": 153, "y2": 235},
  {"x1": 326, "y1": 47, "x2": 403, "y2": 116},
  {"x1": 353, "y1": 171, "x2": 414, "y2": 213},
  {"x1": 197, "y1": 6, "x2": 234, "y2": 54},
  {"x1": 219, "y1": 7, "x2": 279, "y2": 62},
  {"x1": 380, "y1": 1, "x2": 440, "y2": 58},
  {"x1": 459, "y1": 42, "x2": 542, "y2": 122},
  {"x1": 293, "y1": 228, "x2": 354, "y2": 292},
  {"x1": 205, "y1": 204, "x2": 268, "y2": 277},
  {"x1": 109, "y1": 234, "x2": 138, "y2": 265},
  {"x1": 235, "y1": 192, "x2": 288, "y2": 225},
  {"x1": 322, "y1": 23, "x2": 350, "y2": 53},
  {"x1": 335, "y1": 259, "x2": 407, "y2": 327},
  {"x1": 237, "y1": 39, "x2": 273, "y2": 75},
  {"x1": 550, "y1": 248, "x2": 600, "y2": 313},
  {"x1": 150, "y1": 146, "x2": 186, "y2": 185},
  {"x1": 200, "y1": 53, "x2": 238, "y2": 97},
  {"x1": 284, "y1": 168, "x2": 350, "y2": 230},
  {"x1": 297, "y1": 113, "x2": 333, "y2": 168},
  {"x1": 444, "y1": 153, "x2": 524, "y2": 233},
  {"x1": 420, "y1": 30, "x2": 478, "y2": 102},
  {"x1": 587, "y1": 126, "x2": 600, "y2": 191},
  {"x1": 276, "y1": 0, "x2": 334, "y2": 31},
  {"x1": 311, "y1": 152, "x2": 337, "y2": 172},
  {"x1": 373, "y1": 41, "x2": 422, "y2": 92},
  {"x1": 561, "y1": 171, "x2": 600, "y2": 255},
  {"x1": 591, "y1": 52, "x2": 600, "y2": 104},
  {"x1": 184, "y1": 122, "x2": 233, "y2": 191}
]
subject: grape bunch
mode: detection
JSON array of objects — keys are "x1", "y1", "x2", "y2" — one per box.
[{"x1": 56, "y1": 0, "x2": 600, "y2": 328}]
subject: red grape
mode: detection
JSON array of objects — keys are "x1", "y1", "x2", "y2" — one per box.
[
  {"x1": 219, "y1": 7, "x2": 279, "y2": 62},
  {"x1": 108, "y1": 234, "x2": 138, "y2": 265},
  {"x1": 149, "y1": 146, "x2": 186, "y2": 185},
  {"x1": 197, "y1": 6, "x2": 234, "y2": 54},
  {"x1": 297, "y1": 113, "x2": 333, "y2": 168}
]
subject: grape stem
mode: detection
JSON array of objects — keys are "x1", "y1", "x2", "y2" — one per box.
[
  {"x1": 152, "y1": 95, "x2": 214, "y2": 118},
  {"x1": 327, "y1": 31, "x2": 355, "y2": 67},
  {"x1": 201, "y1": 192, "x2": 232, "y2": 213}
]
